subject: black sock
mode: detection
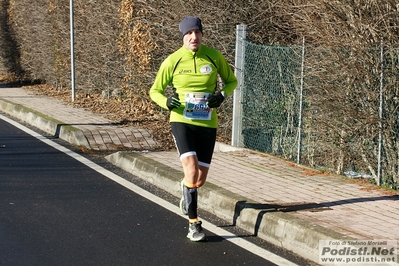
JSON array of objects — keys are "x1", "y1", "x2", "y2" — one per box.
[{"x1": 183, "y1": 185, "x2": 198, "y2": 220}]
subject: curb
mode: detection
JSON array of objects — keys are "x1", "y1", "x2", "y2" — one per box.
[
  {"x1": 105, "y1": 151, "x2": 353, "y2": 263},
  {"x1": 0, "y1": 98, "x2": 91, "y2": 149}
]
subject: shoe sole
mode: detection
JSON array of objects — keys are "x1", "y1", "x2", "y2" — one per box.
[{"x1": 187, "y1": 234, "x2": 207, "y2": 242}]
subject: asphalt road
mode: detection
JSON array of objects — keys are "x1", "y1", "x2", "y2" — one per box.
[{"x1": 0, "y1": 115, "x2": 309, "y2": 266}]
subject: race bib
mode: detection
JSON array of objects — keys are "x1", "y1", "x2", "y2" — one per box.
[{"x1": 183, "y1": 92, "x2": 212, "y2": 120}]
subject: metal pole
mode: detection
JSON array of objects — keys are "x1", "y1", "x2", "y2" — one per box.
[
  {"x1": 297, "y1": 36, "x2": 305, "y2": 164},
  {"x1": 232, "y1": 24, "x2": 246, "y2": 147},
  {"x1": 377, "y1": 39, "x2": 384, "y2": 186},
  {"x1": 70, "y1": 0, "x2": 75, "y2": 102}
]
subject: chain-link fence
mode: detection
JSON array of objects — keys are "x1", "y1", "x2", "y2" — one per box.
[{"x1": 233, "y1": 25, "x2": 399, "y2": 189}]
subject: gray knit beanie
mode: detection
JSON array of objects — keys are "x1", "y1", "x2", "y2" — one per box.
[{"x1": 179, "y1": 16, "x2": 203, "y2": 38}]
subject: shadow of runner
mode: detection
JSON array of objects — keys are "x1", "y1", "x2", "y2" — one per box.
[{"x1": 232, "y1": 195, "x2": 399, "y2": 236}]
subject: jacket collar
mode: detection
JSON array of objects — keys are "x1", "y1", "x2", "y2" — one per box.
[{"x1": 181, "y1": 44, "x2": 203, "y2": 55}]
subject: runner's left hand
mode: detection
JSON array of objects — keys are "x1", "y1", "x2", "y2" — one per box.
[{"x1": 207, "y1": 92, "x2": 225, "y2": 108}]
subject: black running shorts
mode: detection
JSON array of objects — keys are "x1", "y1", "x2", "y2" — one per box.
[{"x1": 171, "y1": 122, "x2": 217, "y2": 168}]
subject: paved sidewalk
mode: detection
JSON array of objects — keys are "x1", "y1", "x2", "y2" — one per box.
[
  {"x1": 0, "y1": 86, "x2": 158, "y2": 150},
  {"x1": 1, "y1": 86, "x2": 398, "y2": 264}
]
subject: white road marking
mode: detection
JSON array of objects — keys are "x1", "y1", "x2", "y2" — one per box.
[{"x1": 1, "y1": 114, "x2": 299, "y2": 266}]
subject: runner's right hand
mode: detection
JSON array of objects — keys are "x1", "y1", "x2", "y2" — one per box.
[{"x1": 166, "y1": 92, "x2": 181, "y2": 110}]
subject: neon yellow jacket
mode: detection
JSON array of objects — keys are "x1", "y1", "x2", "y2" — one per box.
[{"x1": 150, "y1": 44, "x2": 237, "y2": 128}]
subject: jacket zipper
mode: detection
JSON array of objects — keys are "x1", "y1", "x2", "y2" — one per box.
[{"x1": 193, "y1": 53, "x2": 197, "y2": 73}]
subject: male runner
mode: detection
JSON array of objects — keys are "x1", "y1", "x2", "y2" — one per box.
[{"x1": 149, "y1": 16, "x2": 237, "y2": 241}]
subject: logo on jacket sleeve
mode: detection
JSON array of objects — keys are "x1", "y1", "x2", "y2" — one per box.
[{"x1": 200, "y1": 65, "x2": 212, "y2": 74}]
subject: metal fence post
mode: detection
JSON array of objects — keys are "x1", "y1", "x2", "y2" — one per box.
[
  {"x1": 70, "y1": 0, "x2": 75, "y2": 102},
  {"x1": 297, "y1": 37, "x2": 305, "y2": 164},
  {"x1": 232, "y1": 24, "x2": 246, "y2": 147},
  {"x1": 377, "y1": 40, "x2": 384, "y2": 186}
]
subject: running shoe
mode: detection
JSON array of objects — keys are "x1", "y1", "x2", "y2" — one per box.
[
  {"x1": 180, "y1": 180, "x2": 188, "y2": 215},
  {"x1": 187, "y1": 221, "x2": 207, "y2": 242}
]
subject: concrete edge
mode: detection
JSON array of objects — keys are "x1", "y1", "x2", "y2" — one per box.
[
  {"x1": 105, "y1": 151, "x2": 354, "y2": 263},
  {"x1": 213, "y1": 141, "x2": 246, "y2": 152},
  {"x1": 0, "y1": 98, "x2": 91, "y2": 149}
]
